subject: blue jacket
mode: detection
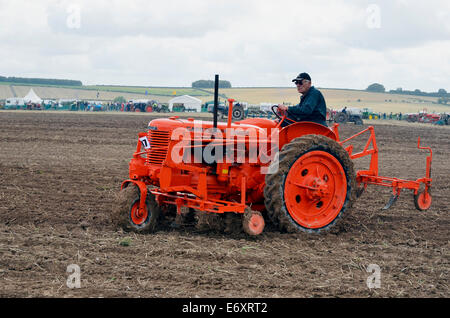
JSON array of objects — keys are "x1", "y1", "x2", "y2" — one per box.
[{"x1": 288, "y1": 86, "x2": 327, "y2": 126}]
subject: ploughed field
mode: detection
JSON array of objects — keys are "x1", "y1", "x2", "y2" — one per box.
[{"x1": 0, "y1": 111, "x2": 448, "y2": 297}]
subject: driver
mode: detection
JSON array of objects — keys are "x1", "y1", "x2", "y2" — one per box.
[{"x1": 278, "y1": 73, "x2": 327, "y2": 127}]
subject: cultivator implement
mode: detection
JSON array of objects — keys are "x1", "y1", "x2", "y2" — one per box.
[{"x1": 337, "y1": 126, "x2": 432, "y2": 211}]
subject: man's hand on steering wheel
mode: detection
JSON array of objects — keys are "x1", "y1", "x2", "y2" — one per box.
[
  {"x1": 271, "y1": 104, "x2": 298, "y2": 125},
  {"x1": 271, "y1": 104, "x2": 287, "y2": 120},
  {"x1": 278, "y1": 104, "x2": 288, "y2": 112}
]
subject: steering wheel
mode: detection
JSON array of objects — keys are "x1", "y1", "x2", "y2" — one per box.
[
  {"x1": 271, "y1": 105, "x2": 297, "y2": 123},
  {"x1": 271, "y1": 105, "x2": 285, "y2": 121}
]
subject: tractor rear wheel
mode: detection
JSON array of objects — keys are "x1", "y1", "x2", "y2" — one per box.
[
  {"x1": 232, "y1": 105, "x2": 245, "y2": 120},
  {"x1": 264, "y1": 135, "x2": 356, "y2": 233},
  {"x1": 112, "y1": 185, "x2": 160, "y2": 233},
  {"x1": 335, "y1": 112, "x2": 348, "y2": 124}
]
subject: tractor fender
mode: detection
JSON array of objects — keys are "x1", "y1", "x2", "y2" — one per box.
[
  {"x1": 279, "y1": 121, "x2": 337, "y2": 149},
  {"x1": 121, "y1": 180, "x2": 148, "y2": 213}
]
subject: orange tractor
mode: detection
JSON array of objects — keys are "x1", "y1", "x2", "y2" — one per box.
[{"x1": 113, "y1": 76, "x2": 433, "y2": 236}]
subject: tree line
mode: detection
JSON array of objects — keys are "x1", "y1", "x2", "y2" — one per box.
[
  {"x1": 366, "y1": 83, "x2": 449, "y2": 104},
  {"x1": 192, "y1": 80, "x2": 232, "y2": 88},
  {"x1": 0, "y1": 76, "x2": 82, "y2": 86}
]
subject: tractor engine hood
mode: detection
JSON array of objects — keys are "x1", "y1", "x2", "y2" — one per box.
[{"x1": 148, "y1": 117, "x2": 271, "y2": 135}]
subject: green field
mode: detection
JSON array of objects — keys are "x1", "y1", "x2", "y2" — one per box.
[
  {"x1": 84, "y1": 85, "x2": 210, "y2": 96},
  {"x1": 0, "y1": 81, "x2": 82, "y2": 89},
  {"x1": 0, "y1": 81, "x2": 209, "y2": 97}
]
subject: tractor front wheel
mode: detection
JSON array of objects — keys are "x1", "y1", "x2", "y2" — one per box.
[
  {"x1": 354, "y1": 116, "x2": 363, "y2": 125},
  {"x1": 112, "y1": 185, "x2": 160, "y2": 233},
  {"x1": 242, "y1": 209, "x2": 265, "y2": 236},
  {"x1": 264, "y1": 135, "x2": 356, "y2": 233}
]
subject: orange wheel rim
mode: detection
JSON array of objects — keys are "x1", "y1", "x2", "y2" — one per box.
[
  {"x1": 284, "y1": 150, "x2": 347, "y2": 229},
  {"x1": 247, "y1": 214, "x2": 265, "y2": 235},
  {"x1": 417, "y1": 192, "x2": 431, "y2": 210},
  {"x1": 130, "y1": 201, "x2": 148, "y2": 225}
]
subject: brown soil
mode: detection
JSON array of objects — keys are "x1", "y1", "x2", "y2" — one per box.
[{"x1": 0, "y1": 111, "x2": 448, "y2": 297}]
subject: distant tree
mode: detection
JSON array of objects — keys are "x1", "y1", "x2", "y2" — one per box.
[
  {"x1": 438, "y1": 97, "x2": 449, "y2": 105},
  {"x1": 366, "y1": 83, "x2": 385, "y2": 93},
  {"x1": 438, "y1": 88, "x2": 447, "y2": 96},
  {"x1": 192, "y1": 80, "x2": 209, "y2": 88},
  {"x1": 192, "y1": 80, "x2": 232, "y2": 89},
  {"x1": 220, "y1": 80, "x2": 232, "y2": 88},
  {"x1": 113, "y1": 96, "x2": 126, "y2": 104},
  {"x1": 0, "y1": 76, "x2": 82, "y2": 86},
  {"x1": 414, "y1": 89, "x2": 421, "y2": 94}
]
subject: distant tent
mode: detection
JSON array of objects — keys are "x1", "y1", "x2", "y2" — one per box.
[
  {"x1": 168, "y1": 95, "x2": 202, "y2": 112},
  {"x1": 23, "y1": 88, "x2": 42, "y2": 103}
]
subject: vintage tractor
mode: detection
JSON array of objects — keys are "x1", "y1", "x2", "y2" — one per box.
[
  {"x1": 112, "y1": 76, "x2": 433, "y2": 236},
  {"x1": 207, "y1": 101, "x2": 246, "y2": 120},
  {"x1": 333, "y1": 107, "x2": 364, "y2": 125}
]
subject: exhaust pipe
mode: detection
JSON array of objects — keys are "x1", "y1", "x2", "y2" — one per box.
[
  {"x1": 227, "y1": 98, "x2": 235, "y2": 128},
  {"x1": 213, "y1": 74, "x2": 219, "y2": 129}
]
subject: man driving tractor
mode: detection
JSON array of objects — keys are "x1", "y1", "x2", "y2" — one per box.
[{"x1": 278, "y1": 72, "x2": 327, "y2": 127}]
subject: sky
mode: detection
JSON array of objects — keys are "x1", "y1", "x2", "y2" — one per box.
[{"x1": 0, "y1": 0, "x2": 449, "y2": 91}]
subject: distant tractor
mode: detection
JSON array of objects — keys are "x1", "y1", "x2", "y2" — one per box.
[
  {"x1": 435, "y1": 113, "x2": 449, "y2": 125},
  {"x1": 207, "y1": 100, "x2": 246, "y2": 120},
  {"x1": 362, "y1": 108, "x2": 379, "y2": 120},
  {"x1": 330, "y1": 107, "x2": 364, "y2": 125},
  {"x1": 419, "y1": 113, "x2": 440, "y2": 124},
  {"x1": 406, "y1": 113, "x2": 419, "y2": 122},
  {"x1": 246, "y1": 105, "x2": 269, "y2": 118},
  {"x1": 152, "y1": 104, "x2": 170, "y2": 113},
  {"x1": 406, "y1": 110, "x2": 440, "y2": 124}
]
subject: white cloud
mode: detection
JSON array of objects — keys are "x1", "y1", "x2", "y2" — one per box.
[{"x1": 0, "y1": 0, "x2": 449, "y2": 91}]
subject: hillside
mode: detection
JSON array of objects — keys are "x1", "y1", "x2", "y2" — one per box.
[
  {"x1": 220, "y1": 88, "x2": 447, "y2": 114},
  {"x1": 1, "y1": 82, "x2": 448, "y2": 113}
]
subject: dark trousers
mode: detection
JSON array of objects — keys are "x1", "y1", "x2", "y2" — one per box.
[{"x1": 280, "y1": 116, "x2": 328, "y2": 128}]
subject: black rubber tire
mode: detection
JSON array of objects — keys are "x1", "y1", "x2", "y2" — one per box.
[
  {"x1": 232, "y1": 105, "x2": 245, "y2": 120},
  {"x1": 264, "y1": 135, "x2": 357, "y2": 233},
  {"x1": 111, "y1": 185, "x2": 160, "y2": 233},
  {"x1": 335, "y1": 112, "x2": 348, "y2": 123},
  {"x1": 413, "y1": 189, "x2": 432, "y2": 211},
  {"x1": 242, "y1": 208, "x2": 265, "y2": 236},
  {"x1": 354, "y1": 116, "x2": 363, "y2": 125}
]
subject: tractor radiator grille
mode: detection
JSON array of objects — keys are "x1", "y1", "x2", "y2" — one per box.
[{"x1": 147, "y1": 130, "x2": 170, "y2": 166}]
